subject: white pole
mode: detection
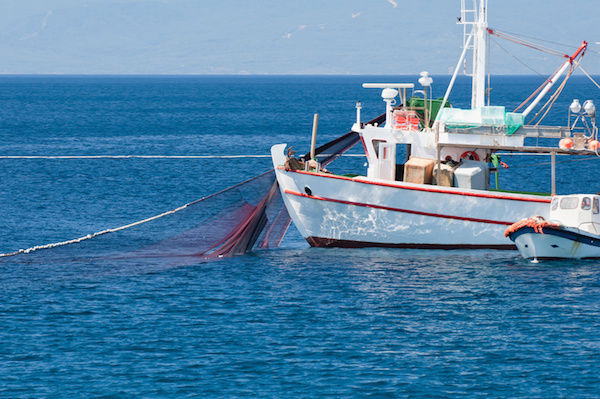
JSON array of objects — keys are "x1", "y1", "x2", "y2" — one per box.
[
  {"x1": 424, "y1": 84, "x2": 429, "y2": 128},
  {"x1": 310, "y1": 113, "x2": 319, "y2": 160},
  {"x1": 551, "y1": 150, "x2": 556, "y2": 195},
  {"x1": 435, "y1": 123, "x2": 441, "y2": 186},
  {"x1": 471, "y1": 0, "x2": 488, "y2": 109},
  {"x1": 522, "y1": 61, "x2": 570, "y2": 117},
  {"x1": 433, "y1": 34, "x2": 474, "y2": 126}
]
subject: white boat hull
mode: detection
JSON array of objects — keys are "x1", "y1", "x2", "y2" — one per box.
[
  {"x1": 272, "y1": 144, "x2": 551, "y2": 249},
  {"x1": 510, "y1": 227, "x2": 600, "y2": 259}
]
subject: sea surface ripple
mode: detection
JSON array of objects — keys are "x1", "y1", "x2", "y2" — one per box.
[{"x1": 1, "y1": 75, "x2": 600, "y2": 398}]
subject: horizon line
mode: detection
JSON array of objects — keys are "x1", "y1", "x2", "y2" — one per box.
[{"x1": 0, "y1": 73, "x2": 597, "y2": 77}]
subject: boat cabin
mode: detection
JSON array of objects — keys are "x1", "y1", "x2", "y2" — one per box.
[
  {"x1": 350, "y1": 79, "x2": 587, "y2": 194},
  {"x1": 550, "y1": 194, "x2": 600, "y2": 235}
]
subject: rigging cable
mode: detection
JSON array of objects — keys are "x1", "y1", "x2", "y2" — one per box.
[
  {"x1": 528, "y1": 50, "x2": 587, "y2": 127},
  {"x1": 488, "y1": 27, "x2": 587, "y2": 120},
  {"x1": 490, "y1": 36, "x2": 546, "y2": 78},
  {"x1": 578, "y1": 64, "x2": 600, "y2": 91},
  {"x1": 492, "y1": 29, "x2": 580, "y2": 52},
  {"x1": 513, "y1": 64, "x2": 563, "y2": 113},
  {"x1": 487, "y1": 29, "x2": 568, "y2": 58},
  {"x1": 529, "y1": 65, "x2": 575, "y2": 126}
]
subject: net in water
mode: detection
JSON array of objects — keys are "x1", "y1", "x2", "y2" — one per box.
[
  {"x1": 1, "y1": 170, "x2": 289, "y2": 265},
  {"x1": 2, "y1": 113, "x2": 385, "y2": 264}
]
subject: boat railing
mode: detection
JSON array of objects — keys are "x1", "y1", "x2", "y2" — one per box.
[{"x1": 444, "y1": 124, "x2": 576, "y2": 139}]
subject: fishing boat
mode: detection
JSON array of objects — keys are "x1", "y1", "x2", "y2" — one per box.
[
  {"x1": 506, "y1": 194, "x2": 600, "y2": 259},
  {"x1": 270, "y1": 0, "x2": 599, "y2": 250}
]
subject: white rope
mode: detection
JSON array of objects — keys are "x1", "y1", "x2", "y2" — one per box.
[
  {"x1": 0, "y1": 155, "x2": 271, "y2": 159},
  {"x1": 0, "y1": 207, "x2": 189, "y2": 258},
  {"x1": 578, "y1": 64, "x2": 600, "y2": 91},
  {"x1": 0, "y1": 154, "x2": 366, "y2": 159},
  {"x1": 0, "y1": 170, "x2": 273, "y2": 259}
]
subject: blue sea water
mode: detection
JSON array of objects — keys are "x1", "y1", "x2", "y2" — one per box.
[{"x1": 1, "y1": 75, "x2": 600, "y2": 397}]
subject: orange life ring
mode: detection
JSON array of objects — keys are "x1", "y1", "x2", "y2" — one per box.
[{"x1": 460, "y1": 151, "x2": 480, "y2": 161}]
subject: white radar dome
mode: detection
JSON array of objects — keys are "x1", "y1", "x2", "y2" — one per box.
[
  {"x1": 418, "y1": 71, "x2": 433, "y2": 87},
  {"x1": 381, "y1": 88, "x2": 398, "y2": 100}
]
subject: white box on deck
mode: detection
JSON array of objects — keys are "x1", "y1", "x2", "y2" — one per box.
[{"x1": 453, "y1": 160, "x2": 489, "y2": 190}]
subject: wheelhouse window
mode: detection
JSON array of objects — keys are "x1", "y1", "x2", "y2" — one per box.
[
  {"x1": 559, "y1": 196, "x2": 579, "y2": 210},
  {"x1": 372, "y1": 140, "x2": 387, "y2": 159},
  {"x1": 551, "y1": 198, "x2": 559, "y2": 211},
  {"x1": 582, "y1": 197, "x2": 591, "y2": 210},
  {"x1": 594, "y1": 198, "x2": 599, "y2": 214}
]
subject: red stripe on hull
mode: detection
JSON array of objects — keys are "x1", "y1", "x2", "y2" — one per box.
[
  {"x1": 284, "y1": 189, "x2": 513, "y2": 226},
  {"x1": 307, "y1": 236, "x2": 517, "y2": 250},
  {"x1": 277, "y1": 166, "x2": 551, "y2": 204}
]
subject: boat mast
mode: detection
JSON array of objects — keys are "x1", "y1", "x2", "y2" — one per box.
[
  {"x1": 521, "y1": 41, "x2": 588, "y2": 117},
  {"x1": 459, "y1": 0, "x2": 488, "y2": 109}
]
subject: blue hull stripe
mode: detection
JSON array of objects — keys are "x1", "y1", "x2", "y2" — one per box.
[{"x1": 509, "y1": 227, "x2": 600, "y2": 248}]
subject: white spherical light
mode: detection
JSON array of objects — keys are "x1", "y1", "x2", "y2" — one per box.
[
  {"x1": 570, "y1": 99, "x2": 581, "y2": 114},
  {"x1": 584, "y1": 100, "x2": 596, "y2": 116}
]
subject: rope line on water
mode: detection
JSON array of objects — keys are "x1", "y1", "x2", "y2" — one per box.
[
  {"x1": 0, "y1": 154, "x2": 366, "y2": 159},
  {"x1": 0, "y1": 155, "x2": 272, "y2": 159},
  {"x1": 0, "y1": 170, "x2": 273, "y2": 259}
]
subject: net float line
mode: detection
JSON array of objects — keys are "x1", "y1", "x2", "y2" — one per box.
[
  {"x1": 0, "y1": 170, "x2": 274, "y2": 259},
  {"x1": 0, "y1": 154, "x2": 366, "y2": 159}
]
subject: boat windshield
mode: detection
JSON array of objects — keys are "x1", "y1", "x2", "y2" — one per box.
[
  {"x1": 582, "y1": 197, "x2": 591, "y2": 210},
  {"x1": 559, "y1": 196, "x2": 579, "y2": 210}
]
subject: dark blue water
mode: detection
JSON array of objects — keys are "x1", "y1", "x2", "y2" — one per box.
[{"x1": 1, "y1": 75, "x2": 600, "y2": 397}]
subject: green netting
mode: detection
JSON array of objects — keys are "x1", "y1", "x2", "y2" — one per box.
[
  {"x1": 407, "y1": 97, "x2": 452, "y2": 127},
  {"x1": 504, "y1": 112, "x2": 525, "y2": 135},
  {"x1": 437, "y1": 106, "x2": 524, "y2": 135}
]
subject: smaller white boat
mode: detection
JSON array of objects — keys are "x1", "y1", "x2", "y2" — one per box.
[{"x1": 506, "y1": 194, "x2": 600, "y2": 259}]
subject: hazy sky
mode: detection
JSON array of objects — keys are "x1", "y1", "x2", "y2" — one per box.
[{"x1": 2, "y1": 0, "x2": 599, "y2": 75}]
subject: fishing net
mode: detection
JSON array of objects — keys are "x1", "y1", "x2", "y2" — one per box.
[
  {"x1": 1, "y1": 170, "x2": 289, "y2": 265},
  {"x1": 438, "y1": 106, "x2": 524, "y2": 134},
  {"x1": 2, "y1": 113, "x2": 383, "y2": 264},
  {"x1": 121, "y1": 170, "x2": 289, "y2": 260}
]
